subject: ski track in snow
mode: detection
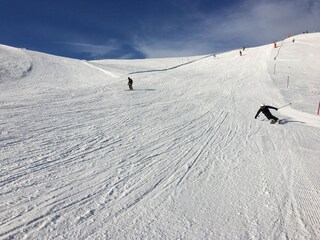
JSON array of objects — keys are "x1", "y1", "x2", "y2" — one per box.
[{"x1": 1, "y1": 33, "x2": 320, "y2": 239}]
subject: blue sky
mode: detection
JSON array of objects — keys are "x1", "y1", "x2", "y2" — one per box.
[{"x1": 1, "y1": 0, "x2": 319, "y2": 59}]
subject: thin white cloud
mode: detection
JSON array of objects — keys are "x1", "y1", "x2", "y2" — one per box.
[
  {"x1": 213, "y1": 0, "x2": 320, "y2": 43},
  {"x1": 133, "y1": 0, "x2": 320, "y2": 58},
  {"x1": 58, "y1": 40, "x2": 122, "y2": 58},
  {"x1": 133, "y1": 37, "x2": 211, "y2": 58}
]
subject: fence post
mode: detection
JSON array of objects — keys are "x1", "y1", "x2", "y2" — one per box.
[{"x1": 318, "y1": 101, "x2": 320, "y2": 115}]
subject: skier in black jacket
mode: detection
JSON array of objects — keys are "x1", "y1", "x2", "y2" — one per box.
[
  {"x1": 128, "y1": 77, "x2": 133, "y2": 90},
  {"x1": 255, "y1": 104, "x2": 278, "y2": 122}
]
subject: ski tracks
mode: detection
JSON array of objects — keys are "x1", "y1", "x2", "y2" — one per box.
[
  {"x1": 174, "y1": 111, "x2": 229, "y2": 186},
  {"x1": 242, "y1": 125, "x2": 319, "y2": 239}
]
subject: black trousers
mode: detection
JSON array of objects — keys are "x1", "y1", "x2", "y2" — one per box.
[{"x1": 267, "y1": 115, "x2": 278, "y2": 121}]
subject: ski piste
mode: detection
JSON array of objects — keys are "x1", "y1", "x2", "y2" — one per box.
[{"x1": 1, "y1": 33, "x2": 320, "y2": 239}]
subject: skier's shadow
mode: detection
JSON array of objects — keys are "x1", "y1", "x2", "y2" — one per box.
[
  {"x1": 133, "y1": 89, "x2": 156, "y2": 91},
  {"x1": 279, "y1": 118, "x2": 305, "y2": 124}
]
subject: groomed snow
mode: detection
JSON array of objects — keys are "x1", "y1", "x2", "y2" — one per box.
[{"x1": 1, "y1": 33, "x2": 320, "y2": 239}]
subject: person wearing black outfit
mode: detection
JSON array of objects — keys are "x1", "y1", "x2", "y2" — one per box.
[
  {"x1": 128, "y1": 77, "x2": 133, "y2": 90},
  {"x1": 255, "y1": 104, "x2": 278, "y2": 122}
]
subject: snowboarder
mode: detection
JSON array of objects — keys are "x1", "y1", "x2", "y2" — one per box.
[
  {"x1": 128, "y1": 77, "x2": 133, "y2": 90},
  {"x1": 255, "y1": 104, "x2": 279, "y2": 123}
]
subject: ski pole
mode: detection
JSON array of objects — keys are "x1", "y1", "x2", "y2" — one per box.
[{"x1": 278, "y1": 103, "x2": 291, "y2": 109}]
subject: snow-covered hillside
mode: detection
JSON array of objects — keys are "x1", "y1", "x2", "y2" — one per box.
[{"x1": 1, "y1": 33, "x2": 320, "y2": 239}]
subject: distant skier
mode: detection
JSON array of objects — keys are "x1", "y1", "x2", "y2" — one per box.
[
  {"x1": 128, "y1": 77, "x2": 133, "y2": 90},
  {"x1": 239, "y1": 50, "x2": 242, "y2": 56},
  {"x1": 255, "y1": 104, "x2": 279, "y2": 123}
]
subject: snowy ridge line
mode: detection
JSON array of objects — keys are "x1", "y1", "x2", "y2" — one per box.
[
  {"x1": 127, "y1": 54, "x2": 213, "y2": 75},
  {"x1": 81, "y1": 61, "x2": 118, "y2": 78}
]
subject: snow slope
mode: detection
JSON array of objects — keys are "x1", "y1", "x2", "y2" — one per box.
[{"x1": 1, "y1": 33, "x2": 320, "y2": 240}]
